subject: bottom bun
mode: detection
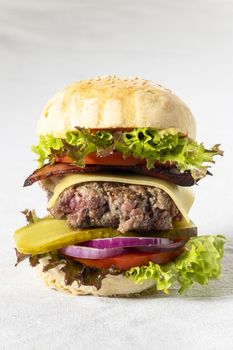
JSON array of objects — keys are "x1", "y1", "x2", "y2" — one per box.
[{"x1": 36, "y1": 257, "x2": 156, "y2": 297}]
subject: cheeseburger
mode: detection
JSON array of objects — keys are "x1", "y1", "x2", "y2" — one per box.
[{"x1": 14, "y1": 76, "x2": 225, "y2": 296}]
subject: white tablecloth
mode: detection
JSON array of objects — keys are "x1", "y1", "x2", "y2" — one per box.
[{"x1": 1, "y1": 1, "x2": 233, "y2": 349}]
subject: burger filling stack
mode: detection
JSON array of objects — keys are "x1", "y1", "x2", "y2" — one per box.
[{"x1": 14, "y1": 76, "x2": 225, "y2": 296}]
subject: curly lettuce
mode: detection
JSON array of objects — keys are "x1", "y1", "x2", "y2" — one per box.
[
  {"x1": 32, "y1": 135, "x2": 64, "y2": 168},
  {"x1": 125, "y1": 235, "x2": 226, "y2": 294},
  {"x1": 32, "y1": 128, "x2": 223, "y2": 180}
]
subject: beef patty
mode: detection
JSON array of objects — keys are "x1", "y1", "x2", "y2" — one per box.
[{"x1": 50, "y1": 182, "x2": 182, "y2": 233}]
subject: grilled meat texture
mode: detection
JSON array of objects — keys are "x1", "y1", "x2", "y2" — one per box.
[{"x1": 50, "y1": 182, "x2": 181, "y2": 233}]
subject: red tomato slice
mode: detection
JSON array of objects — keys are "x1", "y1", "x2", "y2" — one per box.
[
  {"x1": 54, "y1": 155, "x2": 74, "y2": 163},
  {"x1": 55, "y1": 152, "x2": 146, "y2": 166},
  {"x1": 84, "y1": 152, "x2": 145, "y2": 166},
  {"x1": 71, "y1": 249, "x2": 183, "y2": 270},
  {"x1": 91, "y1": 128, "x2": 133, "y2": 133}
]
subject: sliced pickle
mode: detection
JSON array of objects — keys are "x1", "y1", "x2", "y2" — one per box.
[
  {"x1": 14, "y1": 217, "x2": 197, "y2": 255},
  {"x1": 14, "y1": 219, "x2": 121, "y2": 255}
]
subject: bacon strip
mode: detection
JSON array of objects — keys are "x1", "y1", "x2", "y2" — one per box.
[
  {"x1": 23, "y1": 163, "x2": 103, "y2": 187},
  {"x1": 24, "y1": 163, "x2": 195, "y2": 187},
  {"x1": 130, "y1": 165, "x2": 195, "y2": 186}
]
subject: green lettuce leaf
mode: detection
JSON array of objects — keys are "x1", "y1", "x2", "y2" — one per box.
[
  {"x1": 32, "y1": 135, "x2": 64, "y2": 168},
  {"x1": 32, "y1": 128, "x2": 222, "y2": 180},
  {"x1": 125, "y1": 235, "x2": 226, "y2": 294}
]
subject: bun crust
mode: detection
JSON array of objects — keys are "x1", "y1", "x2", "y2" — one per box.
[
  {"x1": 37, "y1": 76, "x2": 196, "y2": 139},
  {"x1": 36, "y1": 257, "x2": 156, "y2": 297}
]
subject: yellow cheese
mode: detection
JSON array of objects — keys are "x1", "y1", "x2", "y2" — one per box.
[{"x1": 47, "y1": 173, "x2": 194, "y2": 223}]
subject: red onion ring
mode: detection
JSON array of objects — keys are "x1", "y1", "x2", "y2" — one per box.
[
  {"x1": 81, "y1": 237, "x2": 185, "y2": 250},
  {"x1": 60, "y1": 245, "x2": 125, "y2": 259},
  {"x1": 60, "y1": 237, "x2": 188, "y2": 260}
]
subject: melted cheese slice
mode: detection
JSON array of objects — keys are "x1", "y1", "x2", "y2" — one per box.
[{"x1": 47, "y1": 173, "x2": 194, "y2": 223}]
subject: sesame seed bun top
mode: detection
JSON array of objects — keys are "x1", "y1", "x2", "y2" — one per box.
[{"x1": 37, "y1": 76, "x2": 196, "y2": 139}]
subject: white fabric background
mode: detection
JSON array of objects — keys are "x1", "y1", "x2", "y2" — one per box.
[{"x1": 1, "y1": 0, "x2": 233, "y2": 349}]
